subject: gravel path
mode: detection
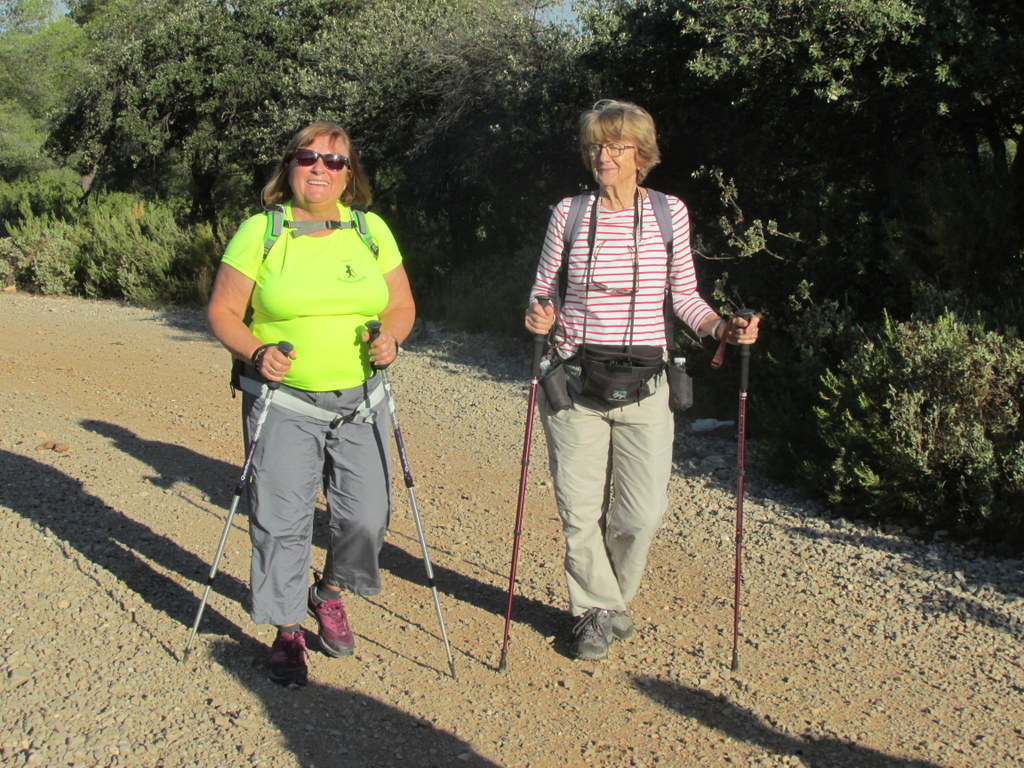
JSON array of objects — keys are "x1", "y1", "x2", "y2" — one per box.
[{"x1": 1, "y1": 292, "x2": 1022, "y2": 768}]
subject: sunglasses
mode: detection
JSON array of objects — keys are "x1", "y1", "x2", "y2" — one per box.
[{"x1": 292, "y1": 148, "x2": 350, "y2": 172}]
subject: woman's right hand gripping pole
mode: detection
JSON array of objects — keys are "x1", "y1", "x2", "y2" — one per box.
[{"x1": 525, "y1": 295, "x2": 556, "y2": 336}]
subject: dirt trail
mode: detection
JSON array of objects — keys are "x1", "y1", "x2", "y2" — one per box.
[{"x1": 1, "y1": 292, "x2": 1022, "y2": 768}]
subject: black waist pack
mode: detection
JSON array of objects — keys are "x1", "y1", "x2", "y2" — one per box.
[{"x1": 575, "y1": 344, "x2": 664, "y2": 407}]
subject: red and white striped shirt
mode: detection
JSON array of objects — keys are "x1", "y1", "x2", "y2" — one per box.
[{"x1": 530, "y1": 191, "x2": 715, "y2": 356}]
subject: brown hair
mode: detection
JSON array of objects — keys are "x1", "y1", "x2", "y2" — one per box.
[
  {"x1": 578, "y1": 99, "x2": 660, "y2": 182},
  {"x1": 261, "y1": 122, "x2": 373, "y2": 207}
]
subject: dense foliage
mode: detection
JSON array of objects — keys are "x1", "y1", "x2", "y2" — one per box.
[
  {"x1": 1, "y1": 0, "x2": 1021, "y2": 547},
  {"x1": 814, "y1": 312, "x2": 1024, "y2": 551}
]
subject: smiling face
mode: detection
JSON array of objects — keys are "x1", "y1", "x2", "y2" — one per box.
[
  {"x1": 288, "y1": 133, "x2": 351, "y2": 217},
  {"x1": 590, "y1": 138, "x2": 642, "y2": 191}
]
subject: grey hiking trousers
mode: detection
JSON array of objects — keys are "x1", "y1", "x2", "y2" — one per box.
[{"x1": 242, "y1": 374, "x2": 391, "y2": 627}]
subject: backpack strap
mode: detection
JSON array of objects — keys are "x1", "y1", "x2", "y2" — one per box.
[
  {"x1": 647, "y1": 189, "x2": 673, "y2": 255},
  {"x1": 645, "y1": 188, "x2": 681, "y2": 350},
  {"x1": 558, "y1": 193, "x2": 593, "y2": 305},
  {"x1": 261, "y1": 204, "x2": 378, "y2": 260},
  {"x1": 263, "y1": 205, "x2": 286, "y2": 258},
  {"x1": 351, "y1": 208, "x2": 379, "y2": 258},
  {"x1": 562, "y1": 192, "x2": 592, "y2": 253}
]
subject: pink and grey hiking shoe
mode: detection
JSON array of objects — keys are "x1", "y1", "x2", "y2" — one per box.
[
  {"x1": 268, "y1": 630, "x2": 307, "y2": 688},
  {"x1": 308, "y1": 585, "x2": 355, "y2": 657}
]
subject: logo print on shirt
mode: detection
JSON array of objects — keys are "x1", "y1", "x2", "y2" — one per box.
[{"x1": 338, "y1": 262, "x2": 366, "y2": 282}]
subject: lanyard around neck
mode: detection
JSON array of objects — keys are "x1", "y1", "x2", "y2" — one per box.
[{"x1": 581, "y1": 188, "x2": 643, "y2": 351}]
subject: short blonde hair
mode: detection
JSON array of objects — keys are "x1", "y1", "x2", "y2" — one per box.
[
  {"x1": 261, "y1": 122, "x2": 372, "y2": 208},
  {"x1": 578, "y1": 99, "x2": 660, "y2": 182}
]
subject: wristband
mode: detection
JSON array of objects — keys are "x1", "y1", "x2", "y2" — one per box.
[
  {"x1": 251, "y1": 343, "x2": 274, "y2": 373},
  {"x1": 713, "y1": 318, "x2": 727, "y2": 341}
]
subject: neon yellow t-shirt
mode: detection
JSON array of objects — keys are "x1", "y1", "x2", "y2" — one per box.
[{"x1": 221, "y1": 202, "x2": 403, "y2": 391}]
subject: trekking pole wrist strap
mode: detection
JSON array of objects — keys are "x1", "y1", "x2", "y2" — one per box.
[{"x1": 251, "y1": 343, "x2": 274, "y2": 371}]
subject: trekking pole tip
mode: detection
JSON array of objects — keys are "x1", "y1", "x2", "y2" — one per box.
[
  {"x1": 731, "y1": 650, "x2": 739, "y2": 672},
  {"x1": 497, "y1": 649, "x2": 508, "y2": 674},
  {"x1": 449, "y1": 660, "x2": 458, "y2": 679}
]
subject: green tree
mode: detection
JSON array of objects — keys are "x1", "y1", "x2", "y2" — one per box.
[{"x1": 46, "y1": 0, "x2": 586, "y2": 321}]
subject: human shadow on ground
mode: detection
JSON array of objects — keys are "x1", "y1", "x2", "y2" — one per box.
[
  {"x1": 316, "y1": 521, "x2": 571, "y2": 668},
  {"x1": 208, "y1": 636, "x2": 501, "y2": 768},
  {"x1": 82, "y1": 419, "x2": 238, "y2": 511},
  {"x1": 636, "y1": 677, "x2": 948, "y2": 768},
  {"x1": 81, "y1": 419, "x2": 568, "y2": 663},
  {"x1": 0, "y1": 449, "x2": 247, "y2": 649}
]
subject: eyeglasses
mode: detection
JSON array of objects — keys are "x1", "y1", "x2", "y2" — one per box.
[
  {"x1": 292, "y1": 148, "x2": 349, "y2": 172},
  {"x1": 585, "y1": 142, "x2": 636, "y2": 158}
]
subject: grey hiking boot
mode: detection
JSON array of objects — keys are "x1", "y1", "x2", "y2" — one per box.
[
  {"x1": 571, "y1": 608, "x2": 613, "y2": 660},
  {"x1": 609, "y1": 610, "x2": 634, "y2": 641}
]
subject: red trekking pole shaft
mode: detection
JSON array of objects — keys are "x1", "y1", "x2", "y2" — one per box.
[{"x1": 498, "y1": 295, "x2": 550, "y2": 673}]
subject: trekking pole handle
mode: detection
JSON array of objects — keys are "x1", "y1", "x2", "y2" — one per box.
[
  {"x1": 366, "y1": 321, "x2": 390, "y2": 370},
  {"x1": 733, "y1": 309, "x2": 755, "y2": 390},
  {"x1": 531, "y1": 295, "x2": 551, "y2": 378},
  {"x1": 267, "y1": 341, "x2": 293, "y2": 391}
]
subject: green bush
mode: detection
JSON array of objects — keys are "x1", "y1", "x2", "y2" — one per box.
[
  {"x1": 3, "y1": 191, "x2": 218, "y2": 305},
  {"x1": 74, "y1": 193, "x2": 183, "y2": 304},
  {"x1": 811, "y1": 311, "x2": 1024, "y2": 550},
  {"x1": 0, "y1": 168, "x2": 80, "y2": 234},
  {"x1": 4, "y1": 202, "x2": 79, "y2": 295}
]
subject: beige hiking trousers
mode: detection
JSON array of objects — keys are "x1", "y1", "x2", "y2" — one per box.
[{"x1": 540, "y1": 377, "x2": 674, "y2": 616}]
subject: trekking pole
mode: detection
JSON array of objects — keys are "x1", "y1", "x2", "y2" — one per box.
[
  {"x1": 498, "y1": 295, "x2": 550, "y2": 673},
  {"x1": 367, "y1": 322, "x2": 457, "y2": 679},
  {"x1": 711, "y1": 310, "x2": 756, "y2": 671},
  {"x1": 183, "y1": 341, "x2": 293, "y2": 662}
]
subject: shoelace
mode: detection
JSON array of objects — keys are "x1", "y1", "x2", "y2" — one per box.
[
  {"x1": 318, "y1": 599, "x2": 350, "y2": 629},
  {"x1": 574, "y1": 609, "x2": 608, "y2": 639}
]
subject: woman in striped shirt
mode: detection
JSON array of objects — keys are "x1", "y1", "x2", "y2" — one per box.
[{"x1": 525, "y1": 99, "x2": 759, "y2": 661}]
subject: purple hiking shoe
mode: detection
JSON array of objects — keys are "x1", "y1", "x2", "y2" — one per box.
[
  {"x1": 308, "y1": 585, "x2": 355, "y2": 657},
  {"x1": 268, "y1": 630, "x2": 307, "y2": 688}
]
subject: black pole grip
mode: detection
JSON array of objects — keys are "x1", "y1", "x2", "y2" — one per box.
[
  {"x1": 530, "y1": 295, "x2": 551, "y2": 378},
  {"x1": 267, "y1": 341, "x2": 293, "y2": 391},
  {"x1": 366, "y1": 321, "x2": 388, "y2": 370}
]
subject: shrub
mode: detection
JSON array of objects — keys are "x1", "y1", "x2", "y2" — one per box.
[
  {"x1": 73, "y1": 194, "x2": 179, "y2": 303},
  {"x1": 0, "y1": 169, "x2": 80, "y2": 235},
  {"x1": 5, "y1": 203, "x2": 79, "y2": 295},
  {"x1": 811, "y1": 311, "x2": 1024, "y2": 550}
]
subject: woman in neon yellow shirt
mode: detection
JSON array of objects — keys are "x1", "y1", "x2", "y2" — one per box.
[{"x1": 207, "y1": 122, "x2": 415, "y2": 687}]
